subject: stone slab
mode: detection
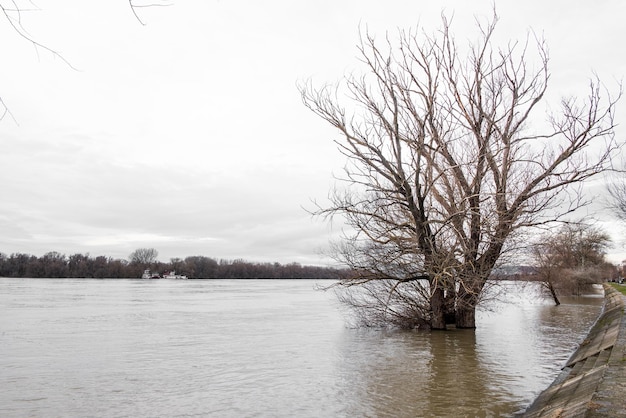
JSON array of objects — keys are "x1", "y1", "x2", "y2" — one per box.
[{"x1": 523, "y1": 284, "x2": 626, "y2": 417}]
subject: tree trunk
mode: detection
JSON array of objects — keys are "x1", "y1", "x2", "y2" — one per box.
[
  {"x1": 455, "y1": 305, "x2": 476, "y2": 329},
  {"x1": 444, "y1": 286, "x2": 456, "y2": 325},
  {"x1": 455, "y1": 281, "x2": 480, "y2": 329},
  {"x1": 430, "y1": 286, "x2": 447, "y2": 330},
  {"x1": 547, "y1": 282, "x2": 561, "y2": 306}
]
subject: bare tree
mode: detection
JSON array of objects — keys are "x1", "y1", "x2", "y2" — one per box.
[
  {"x1": 301, "y1": 11, "x2": 621, "y2": 329},
  {"x1": 608, "y1": 173, "x2": 626, "y2": 221},
  {"x1": 129, "y1": 248, "x2": 159, "y2": 265},
  {"x1": 532, "y1": 243, "x2": 562, "y2": 306},
  {"x1": 531, "y1": 223, "x2": 612, "y2": 305}
]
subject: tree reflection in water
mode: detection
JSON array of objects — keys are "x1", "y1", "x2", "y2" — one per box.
[{"x1": 333, "y1": 283, "x2": 602, "y2": 417}]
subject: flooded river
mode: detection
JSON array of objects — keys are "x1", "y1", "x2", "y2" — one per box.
[{"x1": 0, "y1": 278, "x2": 603, "y2": 417}]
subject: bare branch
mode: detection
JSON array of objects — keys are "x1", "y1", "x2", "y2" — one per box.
[
  {"x1": 128, "y1": 0, "x2": 172, "y2": 26},
  {"x1": 0, "y1": 1, "x2": 171, "y2": 119},
  {"x1": 0, "y1": 2, "x2": 76, "y2": 69}
]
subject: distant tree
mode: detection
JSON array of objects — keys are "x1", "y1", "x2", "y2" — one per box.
[
  {"x1": 91, "y1": 256, "x2": 109, "y2": 277},
  {"x1": 531, "y1": 224, "x2": 612, "y2": 304},
  {"x1": 129, "y1": 248, "x2": 159, "y2": 265},
  {"x1": 0, "y1": 249, "x2": 348, "y2": 279},
  {"x1": 107, "y1": 258, "x2": 128, "y2": 278},
  {"x1": 6, "y1": 253, "x2": 36, "y2": 277},
  {"x1": 169, "y1": 257, "x2": 184, "y2": 273},
  {"x1": 68, "y1": 253, "x2": 91, "y2": 278},
  {"x1": 0, "y1": 252, "x2": 8, "y2": 277},
  {"x1": 184, "y1": 256, "x2": 218, "y2": 278},
  {"x1": 40, "y1": 251, "x2": 68, "y2": 278},
  {"x1": 608, "y1": 172, "x2": 626, "y2": 221}
]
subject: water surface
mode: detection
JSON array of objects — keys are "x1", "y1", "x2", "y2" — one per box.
[{"x1": 0, "y1": 278, "x2": 603, "y2": 417}]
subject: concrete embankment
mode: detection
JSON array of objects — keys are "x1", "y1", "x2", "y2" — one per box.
[{"x1": 523, "y1": 283, "x2": 626, "y2": 417}]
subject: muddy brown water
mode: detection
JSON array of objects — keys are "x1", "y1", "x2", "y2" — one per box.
[{"x1": 0, "y1": 278, "x2": 603, "y2": 417}]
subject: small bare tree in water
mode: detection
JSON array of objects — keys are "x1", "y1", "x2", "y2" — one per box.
[
  {"x1": 301, "y1": 11, "x2": 621, "y2": 329},
  {"x1": 531, "y1": 223, "x2": 612, "y2": 305}
]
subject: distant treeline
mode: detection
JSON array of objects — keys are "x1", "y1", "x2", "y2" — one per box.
[{"x1": 0, "y1": 252, "x2": 347, "y2": 279}]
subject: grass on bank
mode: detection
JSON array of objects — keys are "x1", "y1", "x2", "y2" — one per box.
[{"x1": 609, "y1": 282, "x2": 626, "y2": 296}]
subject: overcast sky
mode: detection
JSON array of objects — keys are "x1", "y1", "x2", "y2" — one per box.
[{"x1": 1, "y1": 0, "x2": 625, "y2": 266}]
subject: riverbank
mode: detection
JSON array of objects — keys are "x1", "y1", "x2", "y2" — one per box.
[{"x1": 523, "y1": 283, "x2": 626, "y2": 417}]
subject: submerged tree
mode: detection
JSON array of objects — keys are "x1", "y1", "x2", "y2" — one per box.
[
  {"x1": 301, "y1": 12, "x2": 621, "y2": 329},
  {"x1": 531, "y1": 224, "x2": 612, "y2": 305}
]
